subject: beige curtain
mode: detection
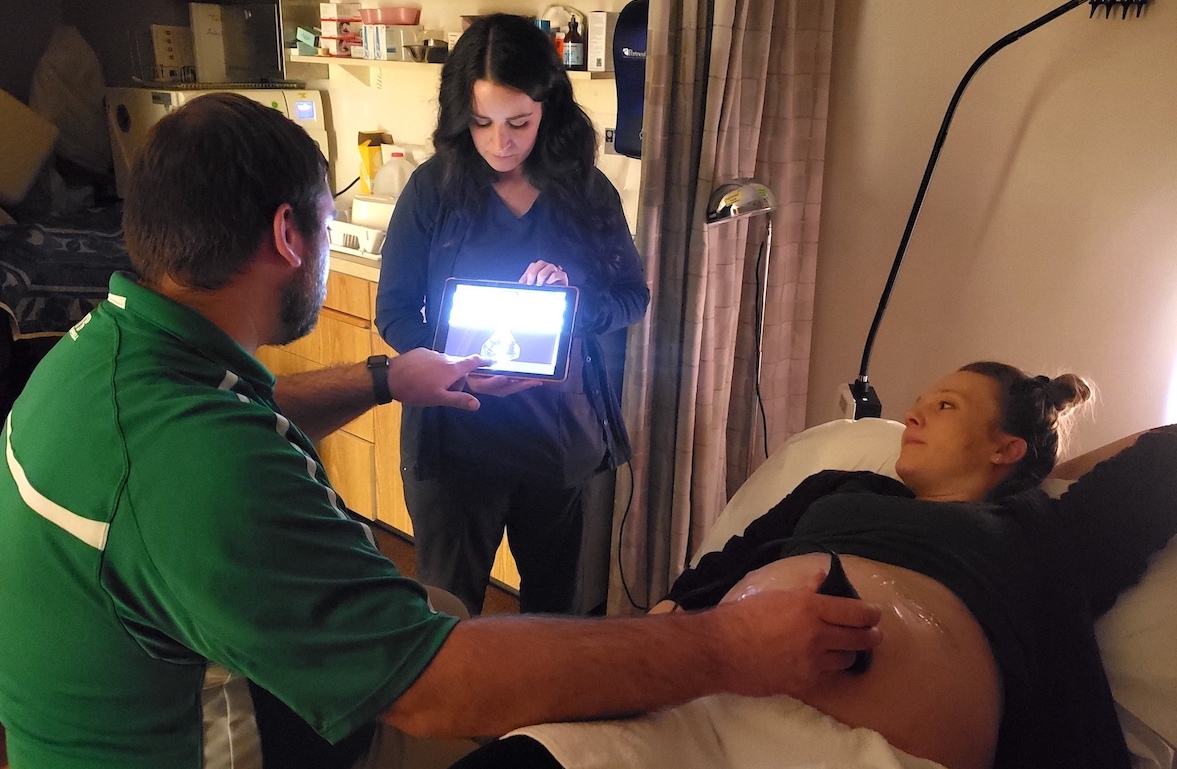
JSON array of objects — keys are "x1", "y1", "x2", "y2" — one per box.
[{"x1": 609, "y1": 0, "x2": 835, "y2": 614}]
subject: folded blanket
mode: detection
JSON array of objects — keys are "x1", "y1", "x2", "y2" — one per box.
[{"x1": 511, "y1": 694, "x2": 946, "y2": 769}]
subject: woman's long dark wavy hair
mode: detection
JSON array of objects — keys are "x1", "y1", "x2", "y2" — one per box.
[
  {"x1": 961, "y1": 361, "x2": 1094, "y2": 499},
  {"x1": 433, "y1": 13, "x2": 629, "y2": 278}
]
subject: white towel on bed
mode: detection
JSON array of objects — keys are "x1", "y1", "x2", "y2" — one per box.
[{"x1": 510, "y1": 693, "x2": 946, "y2": 769}]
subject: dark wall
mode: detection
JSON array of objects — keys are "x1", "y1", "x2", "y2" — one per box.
[
  {"x1": 0, "y1": 0, "x2": 63, "y2": 102},
  {"x1": 63, "y1": 0, "x2": 191, "y2": 87},
  {"x1": 5, "y1": 1, "x2": 314, "y2": 92}
]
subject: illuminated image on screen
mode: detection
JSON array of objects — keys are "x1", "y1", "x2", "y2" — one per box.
[
  {"x1": 294, "y1": 99, "x2": 316, "y2": 120},
  {"x1": 443, "y1": 284, "x2": 569, "y2": 376}
]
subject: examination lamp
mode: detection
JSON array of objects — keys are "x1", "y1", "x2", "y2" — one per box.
[
  {"x1": 845, "y1": 0, "x2": 1137, "y2": 420},
  {"x1": 705, "y1": 180, "x2": 777, "y2": 226},
  {"x1": 706, "y1": 179, "x2": 777, "y2": 457}
]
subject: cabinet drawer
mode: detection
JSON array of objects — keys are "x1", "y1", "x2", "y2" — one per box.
[
  {"x1": 255, "y1": 345, "x2": 317, "y2": 377},
  {"x1": 318, "y1": 429, "x2": 376, "y2": 520},
  {"x1": 325, "y1": 271, "x2": 372, "y2": 320},
  {"x1": 373, "y1": 359, "x2": 411, "y2": 536},
  {"x1": 317, "y1": 310, "x2": 375, "y2": 442}
]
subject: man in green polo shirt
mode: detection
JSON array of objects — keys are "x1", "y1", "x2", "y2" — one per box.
[{"x1": 0, "y1": 93, "x2": 882, "y2": 769}]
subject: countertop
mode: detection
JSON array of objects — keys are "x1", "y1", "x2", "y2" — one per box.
[{"x1": 328, "y1": 250, "x2": 381, "y2": 282}]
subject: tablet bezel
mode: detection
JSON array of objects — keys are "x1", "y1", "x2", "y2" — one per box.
[{"x1": 432, "y1": 277, "x2": 580, "y2": 382}]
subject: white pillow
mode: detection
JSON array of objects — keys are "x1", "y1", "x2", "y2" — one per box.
[
  {"x1": 28, "y1": 26, "x2": 111, "y2": 175},
  {"x1": 691, "y1": 418, "x2": 903, "y2": 565},
  {"x1": 1096, "y1": 540, "x2": 1177, "y2": 748}
]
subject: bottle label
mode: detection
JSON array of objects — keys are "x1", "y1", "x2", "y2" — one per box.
[{"x1": 563, "y1": 43, "x2": 584, "y2": 68}]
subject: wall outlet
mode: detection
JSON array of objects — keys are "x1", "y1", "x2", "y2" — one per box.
[{"x1": 603, "y1": 127, "x2": 619, "y2": 155}]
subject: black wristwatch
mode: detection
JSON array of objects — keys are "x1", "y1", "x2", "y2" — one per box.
[{"x1": 366, "y1": 354, "x2": 393, "y2": 405}]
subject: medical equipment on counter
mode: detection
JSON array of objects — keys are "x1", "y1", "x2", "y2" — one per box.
[
  {"x1": 105, "y1": 87, "x2": 330, "y2": 199},
  {"x1": 325, "y1": 195, "x2": 397, "y2": 261}
]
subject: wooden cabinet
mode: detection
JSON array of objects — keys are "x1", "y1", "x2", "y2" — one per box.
[{"x1": 257, "y1": 260, "x2": 519, "y2": 590}]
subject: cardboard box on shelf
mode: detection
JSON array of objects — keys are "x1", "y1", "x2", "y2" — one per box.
[
  {"x1": 150, "y1": 24, "x2": 194, "y2": 82},
  {"x1": 320, "y1": 19, "x2": 360, "y2": 38},
  {"x1": 296, "y1": 26, "x2": 319, "y2": 47},
  {"x1": 362, "y1": 24, "x2": 423, "y2": 61},
  {"x1": 357, "y1": 130, "x2": 394, "y2": 194},
  {"x1": 320, "y1": 36, "x2": 360, "y2": 56},
  {"x1": 189, "y1": 2, "x2": 283, "y2": 83},
  {"x1": 587, "y1": 11, "x2": 617, "y2": 72},
  {"x1": 320, "y1": 3, "x2": 361, "y2": 21}
]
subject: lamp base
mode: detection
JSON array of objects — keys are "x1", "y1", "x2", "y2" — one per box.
[{"x1": 837, "y1": 380, "x2": 882, "y2": 420}]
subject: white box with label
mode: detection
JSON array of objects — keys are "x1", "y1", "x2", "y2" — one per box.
[
  {"x1": 320, "y1": 3, "x2": 361, "y2": 20},
  {"x1": 150, "y1": 24, "x2": 194, "y2": 82},
  {"x1": 588, "y1": 11, "x2": 617, "y2": 72},
  {"x1": 361, "y1": 24, "x2": 422, "y2": 60}
]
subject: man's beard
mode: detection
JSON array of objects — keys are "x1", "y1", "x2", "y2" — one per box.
[{"x1": 274, "y1": 244, "x2": 328, "y2": 345}]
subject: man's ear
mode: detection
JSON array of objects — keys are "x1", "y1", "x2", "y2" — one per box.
[
  {"x1": 271, "y1": 203, "x2": 303, "y2": 269},
  {"x1": 993, "y1": 436, "x2": 1027, "y2": 467}
]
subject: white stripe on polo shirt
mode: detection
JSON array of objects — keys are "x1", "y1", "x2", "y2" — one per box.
[
  {"x1": 4, "y1": 415, "x2": 110, "y2": 550},
  {"x1": 218, "y1": 368, "x2": 375, "y2": 546}
]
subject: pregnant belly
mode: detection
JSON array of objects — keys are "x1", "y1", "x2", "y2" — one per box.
[{"x1": 723, "y1": 553, "x2": 1001, "y2": 769}]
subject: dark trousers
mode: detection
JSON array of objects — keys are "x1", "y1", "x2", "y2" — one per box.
[
  {"x1": 448, "y1": 736, "x2": 564, "y2": 769},
  {"x1": 403, "y1": 467, "x2": 586, "y2": 615},
  {"x1": 248, "y1": 680, "x2": 376, "y2": 769}
]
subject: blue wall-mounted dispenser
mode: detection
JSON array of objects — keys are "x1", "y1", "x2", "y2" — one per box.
[{"x1": 612, "y1": 0, "x2": 647, "y2": 159}]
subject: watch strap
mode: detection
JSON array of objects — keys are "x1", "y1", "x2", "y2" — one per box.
[{"x1": 366, "y1": 354, "x2": 393, "y2": 405}]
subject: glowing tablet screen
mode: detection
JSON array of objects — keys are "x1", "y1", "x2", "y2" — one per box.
[{"x1": 433, "y1": 278, "x2": 579, "y2": 381}]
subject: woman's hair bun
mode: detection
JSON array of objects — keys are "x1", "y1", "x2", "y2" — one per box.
[{"x1": 1042, "y1": 373, "x2": 1093, "y2": 414}]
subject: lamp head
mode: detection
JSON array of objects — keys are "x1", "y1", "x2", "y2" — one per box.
[{"x1": 705, "y1": 179, "x2": 777, "y2": 226}]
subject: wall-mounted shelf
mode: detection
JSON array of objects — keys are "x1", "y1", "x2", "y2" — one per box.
[{"x1": 290, "y1": 53, "x2": 613, "y2": 79}]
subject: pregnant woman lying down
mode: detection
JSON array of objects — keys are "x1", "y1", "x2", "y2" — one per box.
[{"x1": 450, "y1": 361, "x2": 1177, "y2": 769}]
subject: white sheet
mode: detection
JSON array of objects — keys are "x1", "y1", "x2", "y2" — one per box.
[{"x1": 511, "y1": 693, "x2": 946, "y2": 769}]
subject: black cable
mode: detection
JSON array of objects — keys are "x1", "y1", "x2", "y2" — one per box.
[
  {"x1": 752, "y1": 234, "x2": 769, "y2": 460},
  {"x1": 333, "y1": 176, "x2": 361, "y2": 198},
  {"x1": 615, "y1": 460, "x2": 649, "y2": 612},
  {"x1": 617, "y1": 230, "x2": 770, "y2": 611},
  {"x1": 855, "y1": 0, "x2": 1086, "y2": 383}
]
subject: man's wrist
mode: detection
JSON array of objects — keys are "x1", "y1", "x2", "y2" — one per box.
[{"x1": 366, "y1": 354, "x2": 393, "y2": 405}]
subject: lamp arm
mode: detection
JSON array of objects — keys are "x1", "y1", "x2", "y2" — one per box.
[{"x1": 855, "y1": 0, "x2": 1087, "y2": 383}]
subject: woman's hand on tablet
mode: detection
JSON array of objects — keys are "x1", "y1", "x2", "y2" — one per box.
[
  {"x1": 465, "y1": 373, "x2": 545, "y2": 397},
  {"x1": 520, "y1": 260, "x2": 569, "y2": 286}
]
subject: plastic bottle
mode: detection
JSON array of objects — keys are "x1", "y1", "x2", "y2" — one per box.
[
  {"x1": 562, "y1": 18, "x2": 586, "y2": 71},
  {"x1": 371, "y1": 148, "x2": 417, "y2": 199},
  {"x1": 554, "y1": 31, "x2": 565, "y2": 63}
]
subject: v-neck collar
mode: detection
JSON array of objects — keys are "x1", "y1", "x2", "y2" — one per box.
[{"x1": 490, "y1": 185, "x2": 541, "y2": 220}]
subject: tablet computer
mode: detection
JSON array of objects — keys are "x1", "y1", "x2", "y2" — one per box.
[{"x1": 433, "y1": 278, "x2": 580, "y2": 381}]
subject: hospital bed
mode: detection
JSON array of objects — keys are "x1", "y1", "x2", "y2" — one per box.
[{"x1": 513, "y1": 417, "x2": 1177, "y2": 769}]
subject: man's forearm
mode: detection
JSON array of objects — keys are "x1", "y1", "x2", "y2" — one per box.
[
  {"x1": 273, "y1": 364, "x2": 376, "y2": 443},
  {"x1": 385, "y1": 611, "x2": 733, "y2": 739},
  {"x1": 384, "y1": 583, "x2": 884, "y2": 739},
  {"x1": 273, "y1": 350, "x2": 484, "y2": 442}
]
